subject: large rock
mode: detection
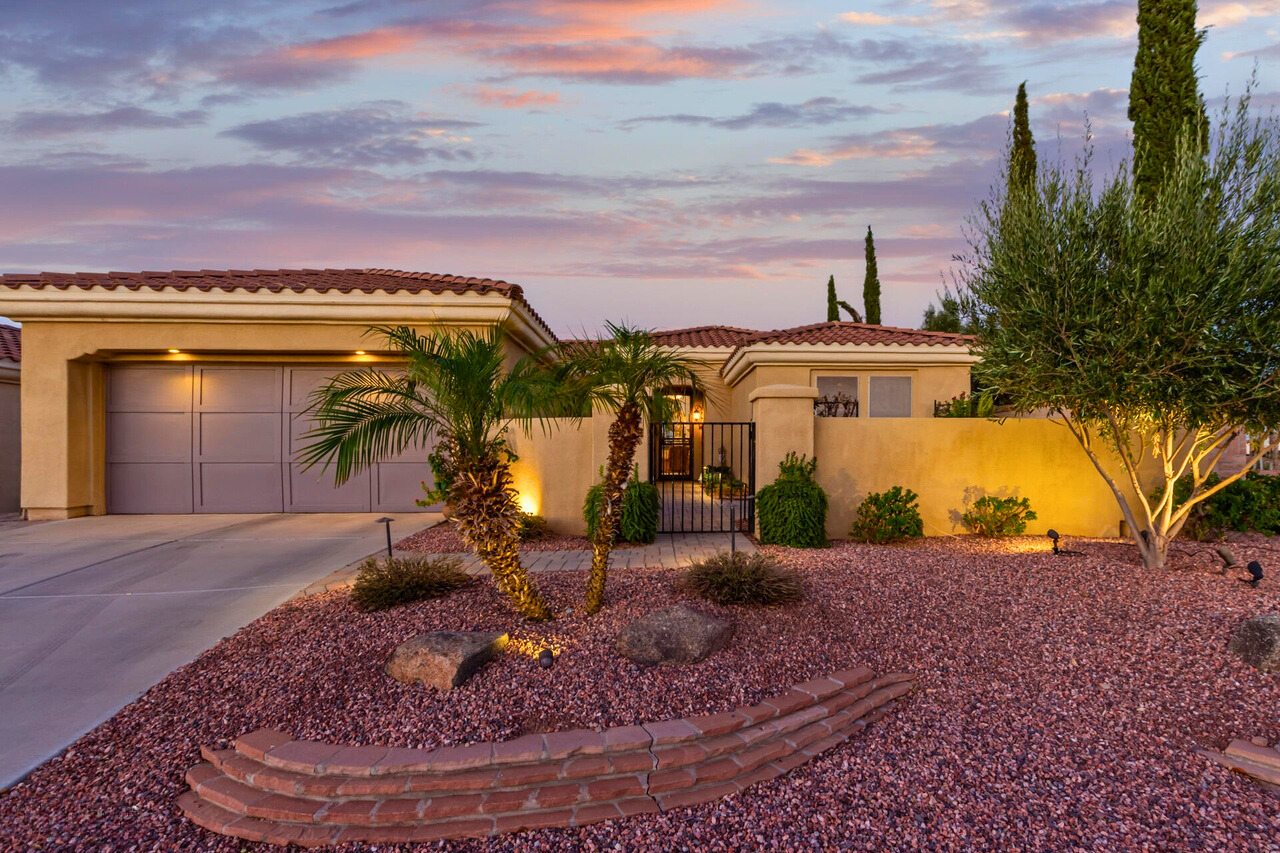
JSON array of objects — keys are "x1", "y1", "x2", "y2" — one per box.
[
  {"x1": 386, "y1": 631, "x2": 509, "y2": 689},
  {"x1": 616, "y1": 604, "x2": 732, "y2": 666},
  {"x1": 1228, "y1": 614, "x2": 1280, "y2": 673}
]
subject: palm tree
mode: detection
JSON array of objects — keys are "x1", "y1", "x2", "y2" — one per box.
[
  {"x1": 559, "y1": 323, "x2": 708, "y2": 615},
  {"x1": 297, "y1": 325, "x2": 560, "y2": 621}
]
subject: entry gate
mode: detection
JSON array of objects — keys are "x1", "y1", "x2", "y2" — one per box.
[{"x1": 649, "y1": 421, "x2": 755, "y2": 533}]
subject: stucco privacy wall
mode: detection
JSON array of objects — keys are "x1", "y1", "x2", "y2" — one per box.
[
  {"x1": 813, "y1": 417, "x2": 1149, "y2": 538},
  {"x1": 508, "y1": 419, "x2": 595, "y2": 534}
]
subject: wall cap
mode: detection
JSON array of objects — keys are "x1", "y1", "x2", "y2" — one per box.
[{"x1": 748, "y1": 384, "x2": 820, "y2": 403}]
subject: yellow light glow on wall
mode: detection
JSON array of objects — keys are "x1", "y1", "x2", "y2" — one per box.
[{"x1": 518, "y1": 493, "x2": 539, "y2": 516}]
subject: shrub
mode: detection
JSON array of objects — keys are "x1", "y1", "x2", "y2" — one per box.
[
  {"x1": 583, "y1": 465, "x2": 662, "y2": 544},
  {"x1": 849, "y1": 486, "x2": 924, "y2": 544},
  {"x1": 1156, "y1": 471, "x2": 1280, "y2": 539},
  {"x1": 516, "y1": 512, "x2": 551, "y2": 541},
  {"x1": 682, "y1": 551, "x2": 803, "y2": 607},
  {"x1": 350, "y1": 555, "x2": 472, "y2": 611},
  {"x1": 756, "y1": 452, "x2": 829, "y2": 548},
  {"x1": 933, "y1": 391, "x2": 995, "y2": 418},
  {"x1": 620, "y1": 471, "x2": 660, "y2": 544},
  {"x1": 962, "y1": 495, "x2": 1037, "y2": 537}
]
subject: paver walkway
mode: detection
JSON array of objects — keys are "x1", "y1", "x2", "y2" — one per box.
[{"x1": 300, "y1": 532, "x2": 756, "y2": 594}]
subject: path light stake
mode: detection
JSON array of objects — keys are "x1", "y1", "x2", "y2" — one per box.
[
  {"x1": 538, "y1": 648, "x2": 555, "y2": 669},
  {"x1": 1244, "y1": 561, "x2": 1264, "y2": 589},
  {"x1": 375, "y1": 516, "x2": 394, "y2": 559},
  {"x1": 1047, "y1": 529, "x2": 1060, "y2": 555}
]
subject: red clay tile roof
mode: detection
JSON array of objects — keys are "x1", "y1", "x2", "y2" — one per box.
[
  {"x1": 648, "y1": 325, "x2": 761, "y2": 348},
  {"x1": 0, "y1": 268, "x2": 557, "y2": 342},
  {"x1": 739, "y1": 321, "x2": 972, "y2": 348},
  {"x1": 0, "y1": 324, "x2": 18, "y2": 363}
]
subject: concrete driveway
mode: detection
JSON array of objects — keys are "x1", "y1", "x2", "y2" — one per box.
[{"x1": 0, "y1": 512, "x2": 437, "y2": 789}]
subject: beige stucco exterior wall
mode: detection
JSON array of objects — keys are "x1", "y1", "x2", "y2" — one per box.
[
  {"x1": 813, "y1": 417, "x2": 1150, "y2": 539},
  {"x1": 736, "y1": 362, "x2": 969, "y2": 418},
  {"x1": 0, "y1": 363, "x2": 19, "y2": 513},
  {"x1": 508, "y1": 419, "x2": 594, "y2": 534}
]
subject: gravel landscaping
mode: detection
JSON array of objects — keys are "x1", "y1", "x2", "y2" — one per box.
[{"x1": 2, "y1": 535, "x2": 1278, "y2": 851}]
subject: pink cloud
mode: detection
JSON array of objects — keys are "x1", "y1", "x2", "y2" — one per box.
[{"x1": 463, "y1": 86, "x2": 562, "y2": 108}]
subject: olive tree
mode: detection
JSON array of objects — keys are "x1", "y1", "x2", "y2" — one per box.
[{"x1": 958, "y1": 93, "x2": 1280, "y2": 569}]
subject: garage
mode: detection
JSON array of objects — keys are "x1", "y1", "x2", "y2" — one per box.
[{"x1": 106, "y1": 363, "x2": 431, "y2": 513}]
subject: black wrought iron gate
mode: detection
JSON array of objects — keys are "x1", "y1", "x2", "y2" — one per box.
[{"x1": 649, "y1": 421, "x2": 755, "y2": 533}]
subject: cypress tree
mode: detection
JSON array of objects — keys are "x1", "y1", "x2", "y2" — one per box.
[
  {"x1": 826, "y1": 274, "x2": 838, "y2": 322},
  {"x1": 1128, "y1": 0, "x2": 1208, "y2": 199},
  {"x1": 863, "y1": 226, "x2": 881, "y2": 325},
  {"x1": 1009, "y1": 82, "x2": 1036, "y2": 196}
]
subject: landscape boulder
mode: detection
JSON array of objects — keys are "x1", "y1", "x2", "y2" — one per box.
[
  {"x1": 1228, "y1": 614, "x2": 1280, "y2": 673},
  {"x1": 616, "y1": 604, "x2": 732, "y2": 666},
  {"x1": 386, "y1": 631, "x2": 509, "y2": 690}
]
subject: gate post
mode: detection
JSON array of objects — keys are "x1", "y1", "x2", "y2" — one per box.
[{"x1": 749, "y1": 385, "x2": 818, "y2": 497}]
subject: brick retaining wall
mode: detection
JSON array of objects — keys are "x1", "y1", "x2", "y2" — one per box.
[{"x1": 178, "y1": 667, "x2": 913, "y2": 847}]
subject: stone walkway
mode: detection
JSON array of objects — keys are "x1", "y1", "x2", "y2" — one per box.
[{"x1": 299, "y1": 532, "x2": 756, "y2": 596}]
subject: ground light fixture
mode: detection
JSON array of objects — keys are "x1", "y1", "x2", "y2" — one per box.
[
  {"x1": 375, "y1": 516, "x2": 394, "y2": 559},
  {"x1": 1244, "y1": 561, "x2": 1264, "y2": 588},
  {"x1": 538, "y1": 648, "x2": 555, "y2": 669},
  {"x1": 1047, "y1": 529, "x2": 1060, "y2": 555}
]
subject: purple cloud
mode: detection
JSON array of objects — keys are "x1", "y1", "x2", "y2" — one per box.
[
  {"x1": 621, "y1": 97, "x2": 885, "y2": 130},
  {"x1": 9, "y1": 107, "x2": 207, "y2": 136}
]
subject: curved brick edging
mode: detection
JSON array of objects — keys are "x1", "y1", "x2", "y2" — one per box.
[
  {"x1": 1198, "y1": 738, "x2": 1280, "y2": 794},
  {"x1": 178, "y1": 667, "x2": 913, "y2": 847}
]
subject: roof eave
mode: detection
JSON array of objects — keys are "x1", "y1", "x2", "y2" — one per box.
[{"x1": 721, "y1": 342, "x2": 979, "y2": 385}]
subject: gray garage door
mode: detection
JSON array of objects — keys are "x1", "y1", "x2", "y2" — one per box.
[{"x1": 106, "y1": 364, "x2": 432, "y2": 513}]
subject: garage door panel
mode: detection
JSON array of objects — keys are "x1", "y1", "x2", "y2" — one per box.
[
  {"x1": 197, "y1": 463, "x2": 283, "y2": 512},
  {"x1": 287, "y1": 368, "x2": 344, "y2": 408},
  {"x1": 374, "y1": 462, "x2": 433, "y2": 512},
  {"x1": 107, "y1": 412, "x2": 192, "y2": 463},
  {"x1": 198, "y1": 367, "x2": 280, "y2": 411},
  {"x1": 288, "y1": 465, "x2": 372, "y2": 512},
  {"x1": 109, "y1": 463, "x2": 194, "y2": 513},
  {"x1": 198, "y1": 412, "x2": 281, "y2": 462},
  {"x1": 108, "y1": 365, "x2": 191, "y2": 412}
]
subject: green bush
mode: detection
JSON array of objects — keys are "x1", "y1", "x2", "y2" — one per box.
[
  {"x1": 620, "y1": 473, "x2": 660, "y2": 544},
  {"x1": 849, "y1": 486, "x2": 924, "y2": 544},
  {"x1": 933, "y1": 391, "x2": 995, "y2": 418},
  {"x1": 1155, "y1": 471, "x2": 1280, "y2": 539},
  {"x1": 350, "y1": 555, "x2": 472, "y2": 611},
  {"x1": 515, "y1": 512, "x2": 551, "y2": 541},
  {"x1": 682, "y1": 551, "x2": 803, "y2": 607},
  {"x1": 756, "y1": 452, "x2": 829, "y2": 548},
  {"x1": 962, "y1": 495, "x2": 1037, "y2": 537},
  {"x1": 583, "y1": 465, "x2": 662, "y2": 544}
]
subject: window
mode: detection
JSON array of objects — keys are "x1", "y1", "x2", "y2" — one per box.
[
  {"x1": 869, "y1": 376, "x2": 912, "y2": 417},
  {"x1": 815, "y1": 376, "x2": 858, "y2": 418}
]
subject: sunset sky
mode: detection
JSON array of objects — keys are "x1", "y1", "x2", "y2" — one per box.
[{"x1": 2, "y1": 1, "x2": 1278, "y2": 334}]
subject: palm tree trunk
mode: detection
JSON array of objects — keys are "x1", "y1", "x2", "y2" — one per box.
[
  {"x1": 451, "y1": 453, "x2": 552, "y2": 621},
  {"x1": 584, "y1": 403, "x2": 644, "y2": 614}
]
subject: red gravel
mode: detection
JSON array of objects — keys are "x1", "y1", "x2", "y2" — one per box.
[
  {"x1": 2, "y1": 536, "x2": 1278, "y2": 851},
  {"x1": 396, "y1": 522, "x2": 591, "y2": 553}
]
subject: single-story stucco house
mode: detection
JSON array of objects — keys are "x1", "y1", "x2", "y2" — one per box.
[
  {"x1": 0, "y1": 267, "x2": 1141, "y2": 538},
  {"x1": 0, "y1": 323, "x2": 19, "y2": 514}
]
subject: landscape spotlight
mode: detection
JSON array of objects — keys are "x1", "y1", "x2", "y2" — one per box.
[
  {"x1": 375, "y1": 516, "x2": 394, "y2": 559},
  {"x1": 538, "y1": 648, "x2": 555, "y2": 669},
  {"x1": 1244, "y1": 560, "x2": 1264, "y2": 589},
  {"x1": 1046, "y1": 529, "x2": 1060, "y2": 555}
]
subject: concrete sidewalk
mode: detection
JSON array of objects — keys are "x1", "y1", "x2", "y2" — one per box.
[
  {"x1": 300, "y1": 531, "x2": 758, "y2": 594},
  {"x1": 0, "y1": 512, "x2": 439, "y2": 790}
]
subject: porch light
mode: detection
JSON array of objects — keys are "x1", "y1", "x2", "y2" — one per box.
[{"x1": 691, "y1": 401, "x2": 704, "y2": 422}]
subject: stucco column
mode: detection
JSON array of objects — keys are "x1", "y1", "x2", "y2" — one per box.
[{"x1": 749, "y1": 384, "x2": 819, "y2": 490}]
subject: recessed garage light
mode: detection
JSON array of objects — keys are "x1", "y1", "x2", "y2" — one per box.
[
  {"x1": 354, "y1": 350, "x2": 366, "y2": 355},
  {"x1": 168, "y1": 349, "x2": 181, "y2": 354}
]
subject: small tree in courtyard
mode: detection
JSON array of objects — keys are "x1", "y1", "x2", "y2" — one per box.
[{"x1": 958, "y1": 92, "x2": 1280, "y2": 569}]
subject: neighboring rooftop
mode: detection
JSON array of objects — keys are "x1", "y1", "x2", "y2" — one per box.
[
  {"x1": 738, "y1": 321, "x2": 972, "y2": 349},
  {"x1": 0, "y1": 324, "x2": 18, "y2": 363},
  {"x1": 647, "y1": 325, "x2": 760, "y2": 348},
  {"x1": 0, "y1": 268, "x2": 557, "y2": 343}
]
